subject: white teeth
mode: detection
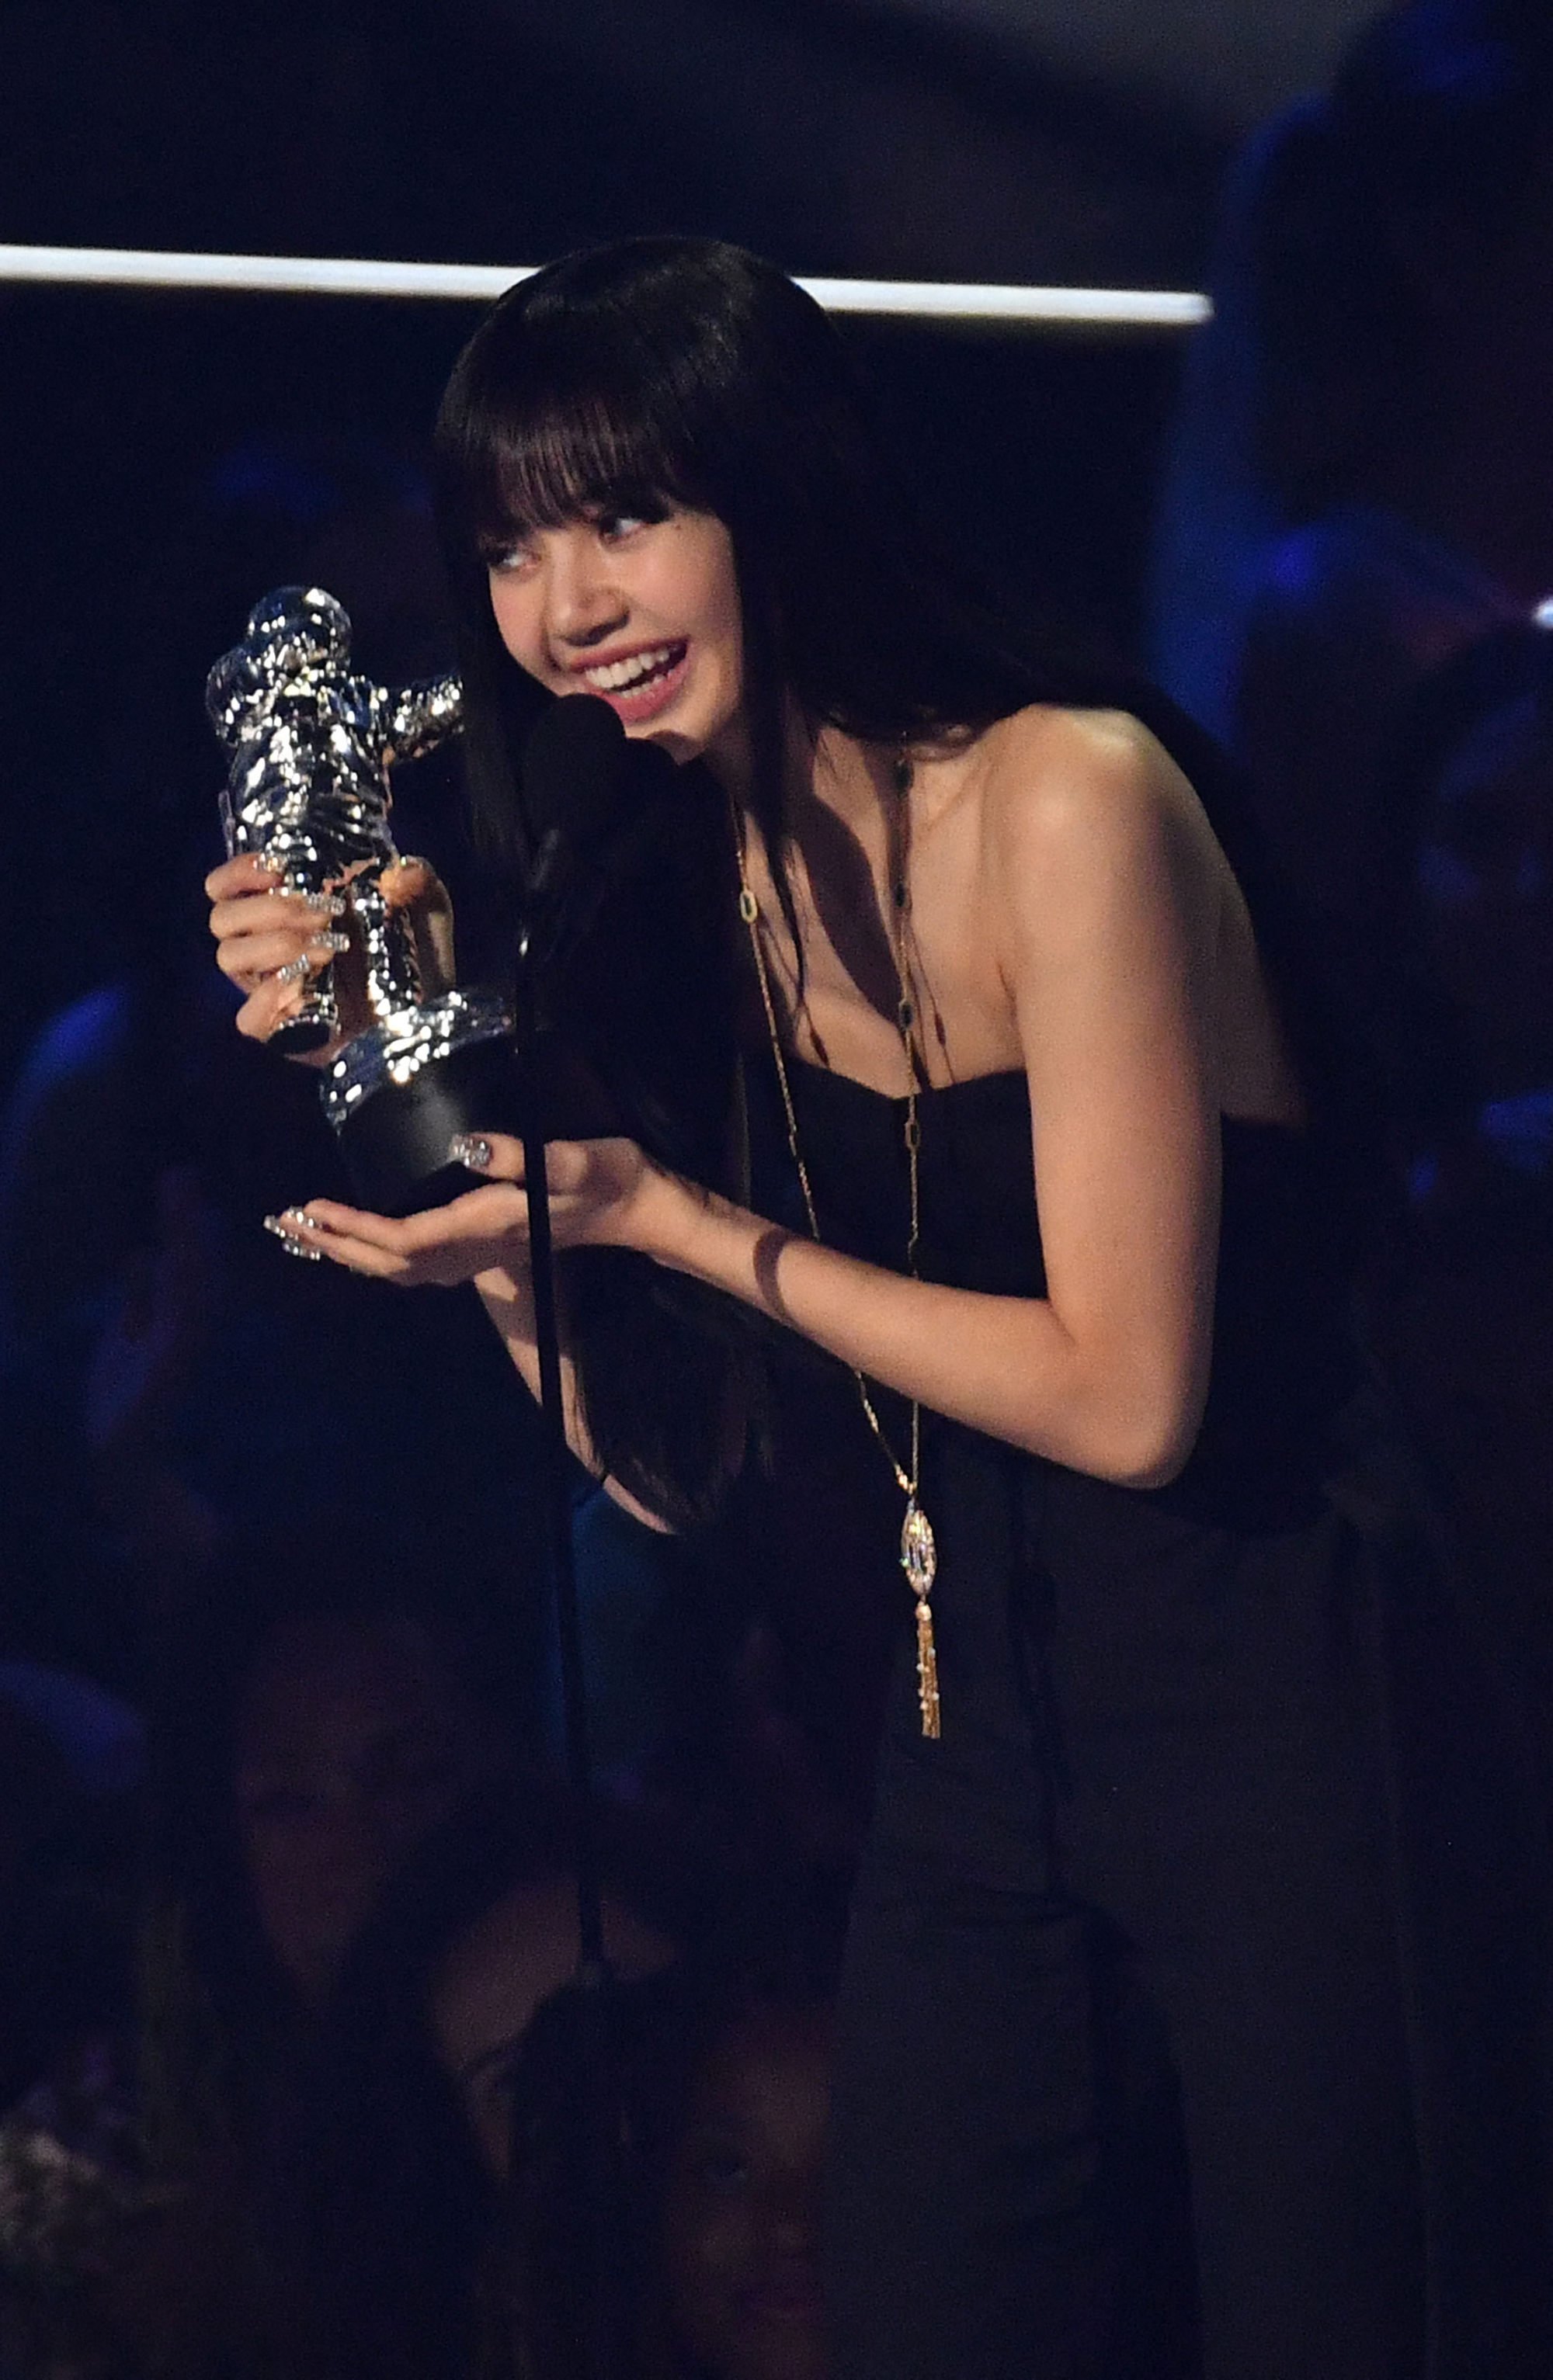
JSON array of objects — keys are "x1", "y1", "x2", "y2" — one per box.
[{"x1": 582, "y1": 644, "x2": 678, "y2": 692}]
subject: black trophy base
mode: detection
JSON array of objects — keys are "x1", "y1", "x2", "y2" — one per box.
[
  {"x1": 335, "y1": 1035, "x2": 525, "y2": 1216},
  {"x1": 269, "y1": 1011, "x2": 334, "y2": 1057}
]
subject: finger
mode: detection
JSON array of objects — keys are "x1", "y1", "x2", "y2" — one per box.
[
  {"x1": 215, "y1": 928, "x2": 348, "y2": 985},
  {"x1": 381, "y1": 855, "x2": 446, "y2": 911},
  {"x1": 301, "y1": 1183, "x2": 527, "y2": 1250},
  {"x1": 263, "y1": 1209, "x2": 401, "y2": 1279},
  {"x1": 235, "y1": 976, "x2": 321, "y2": 1043},
  {"x1": 448, "y1": 1134, "x2": 603, "y2": 1194},
  {"x1": 209, "y1": 887, "x2": 347, "y2": 940},
  {"x1": 205, "y1": 851, "x2": 283, "y2": 900},
  {"x1": 445, "y1": 1130, "x2": 526, "y2": 1183}
]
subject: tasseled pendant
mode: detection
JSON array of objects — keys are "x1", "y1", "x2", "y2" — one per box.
[
  {"x1": 901, "y1": 1497, "x2": 941, "y2": 1739},
  {"x1": 914, "y1": 1596, "x2": 941, "y2": 1740}
]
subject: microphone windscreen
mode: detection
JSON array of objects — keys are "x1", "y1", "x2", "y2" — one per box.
[{"x1": 520, "y1": 692, "x2": 634, "y2": 855}]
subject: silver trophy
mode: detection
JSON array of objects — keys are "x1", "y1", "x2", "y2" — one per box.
[{"x1": 207, "y1": 585, "x2": 519, "y2": 1213}]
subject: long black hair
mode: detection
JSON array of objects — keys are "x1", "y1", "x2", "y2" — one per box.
[
  {"x1": 433, "y1": 241, "x2": 1075, "y2": 871},
  {"x1": 433, "y1": 237, "x2": 1364, "y2": 1523}
]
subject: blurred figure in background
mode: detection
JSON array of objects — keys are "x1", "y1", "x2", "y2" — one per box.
[
  {"x1": 0, "y1": 1668, "x2": 144, "y2": 2380},
  {"x1": 279, "y1": 1794, "x2": 688, "y2": 2380},
  {"x1": 1360, "y1": 623, "x2": 1553, "y2": 1789},
  {"x1": 490, "y1": 1883, "x2": 841, "y2": 2380},
  {"x1": 1151, "y1": 0, "x2": 1553, "y2": 1818},
  {"x1": 657, "y1": 1993, "x2": 831, "y2": 2380},
  {"x1": 122, "y1": 1561, "x2": 519, "y2": 2378},
  {"x1": 1152, "y1": 0, "x2": 1553, "y2": 1038}
]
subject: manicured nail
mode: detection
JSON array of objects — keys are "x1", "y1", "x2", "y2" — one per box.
[
  {"x1": 449, "y1": 1134, "x2": 492, "y2": 1171},
  {"x1": 275, "y1": 952, "x2": 313, "y2": 984},
  {"x1": 262, "y1": 1213, "x2": 321, "y2": 1261},
  {"x1": 293, "y1": 890, "x2": 348, "y2": 918},
  {"x1": 311, "y1": 930, "x2": 351, "y2": 955}
]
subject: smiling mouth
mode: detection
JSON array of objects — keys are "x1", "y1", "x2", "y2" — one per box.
[{"x1": 577, "y1": 640, "x2": 687, "y2": 694}]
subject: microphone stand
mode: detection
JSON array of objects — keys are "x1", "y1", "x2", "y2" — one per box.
[{"x1": 511, "y1": 915, "x2": 627, "y2": 2380}]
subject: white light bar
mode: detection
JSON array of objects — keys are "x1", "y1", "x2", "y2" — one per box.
[{"x1": 0, "y1": 243, "x2": 1210, "y2": 328}]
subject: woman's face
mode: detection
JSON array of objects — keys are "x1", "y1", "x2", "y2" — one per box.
[
  {"x1": 485, "y1": 505, "x2": 747, "y2": 775},
  {"x1": 662, "y1": 2003, "x2": 831, "y2": 2380},
  {"x1": 234, "y1": 1614, "x2": 494, "y2": 2004}
]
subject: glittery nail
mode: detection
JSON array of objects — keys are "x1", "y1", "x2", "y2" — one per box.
[
  {"x1": 312, "y1": 930, "x2": 351, "y2": 955},
  {"x1": 275, "y1": 952, "x2": 312, "y2": 984},
  {"x1": 449, "y1": 1134, "x2": 492, "y2": 1171},
  {"x1": 262, "y1": 1213, "x2": 321, "y2": 1261}
]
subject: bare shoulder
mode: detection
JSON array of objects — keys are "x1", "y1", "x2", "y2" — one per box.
[{"x1": 972, "y1": 703, "x2": 1212, "y2": 886}]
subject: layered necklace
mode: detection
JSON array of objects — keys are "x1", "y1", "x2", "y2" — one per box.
[{"x1": 731, "y1": 754, "x2": 942, "y2": 1740}]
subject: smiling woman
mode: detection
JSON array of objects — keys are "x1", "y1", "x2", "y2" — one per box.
[
  {"x1": 481, "y1": 506, "x2": 745, "y2": 757},
  {"x1": 203, "y1": 237, "x2": 1549, "y2": 2377}
]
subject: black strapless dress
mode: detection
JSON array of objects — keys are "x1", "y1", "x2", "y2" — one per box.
[{"x1": 745, "y1": 1060, "x2": 1548, "y2": 2380}]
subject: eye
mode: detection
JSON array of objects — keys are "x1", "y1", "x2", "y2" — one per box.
[
  {"x1": 481, "y1": 533, "x2": 539, "y2": 577},
  {"x1": 591, "y1": 496, "x2": 670, "y2": 544},
  {"x1": 596, "y1": 510, "x2": 649, "y2": 544},
  {"x1": 679, "y1": 2130, "x2": 752, "y2": 2191}
]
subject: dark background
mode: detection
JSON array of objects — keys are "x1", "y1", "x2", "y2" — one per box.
[{"x1": 0, "y1": 0, "x2": 1373, "y2": 1080}]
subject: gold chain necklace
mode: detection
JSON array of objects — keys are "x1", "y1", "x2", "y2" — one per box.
[{"x1": 731, "y1": 760, "x2": 941, "y2": 1740}]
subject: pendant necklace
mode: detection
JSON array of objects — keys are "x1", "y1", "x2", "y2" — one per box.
[{"x1": 731, "y1": 755, "x2": 942, "y2": 1739}]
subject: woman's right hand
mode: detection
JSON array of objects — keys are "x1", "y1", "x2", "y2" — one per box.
[{"x1": 203, "y1": 852, "x2": 456, "y2": 1063}]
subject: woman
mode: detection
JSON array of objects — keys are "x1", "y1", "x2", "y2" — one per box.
[{"x1": 206, "y1": 238, "x2": 1548, "y2": 2377}]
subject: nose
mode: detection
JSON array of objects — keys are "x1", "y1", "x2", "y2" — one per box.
[{"x1": 547, "y1": 531, "x2": 628, "y2": 649}]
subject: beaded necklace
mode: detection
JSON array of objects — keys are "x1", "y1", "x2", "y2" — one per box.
[{"x1": 731, "y1": 756, "x2": 941, "y2": 1739}]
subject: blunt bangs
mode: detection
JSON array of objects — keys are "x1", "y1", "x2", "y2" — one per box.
[{"x1": 438, "y1": 265, "x2": 738, "y2": 550}]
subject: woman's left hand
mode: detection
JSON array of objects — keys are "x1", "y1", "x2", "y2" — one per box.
[{"x1": 263, "y1": 1131, "x2": 669, "y2": 1286}]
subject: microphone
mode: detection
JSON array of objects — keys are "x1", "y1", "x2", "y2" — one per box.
[
  {"x1": 514, "y1": 695, "x2": 679, "y2": 1139},
  {"x1": 518, "y1": 694, "x2": 676, "y2": 975}
]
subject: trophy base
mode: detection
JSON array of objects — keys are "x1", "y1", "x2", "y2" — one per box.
[
  {"x1": 321, "y1": 992, "x2": 520, "y2": 1216},
  {"x1": 270, "y1": 1011, "x2": 335, "y2": 1057}
]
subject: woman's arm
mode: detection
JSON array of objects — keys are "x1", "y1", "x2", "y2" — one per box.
[
  {"x1": 638, "y1": 710, "x2": 1224, "y2": 1486},
  {"x1": 292, "y1": 711, "x2": 1226, "y2": 1490}
]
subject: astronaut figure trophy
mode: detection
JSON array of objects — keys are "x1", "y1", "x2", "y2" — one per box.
[{"x1": 207, "y1": 585, "x2": 517, "y2": 1213}]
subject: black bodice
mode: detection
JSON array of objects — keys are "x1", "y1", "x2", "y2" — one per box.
[{"x1": 750, "y1": 1057, "x2": 1360, "y2": 1528}]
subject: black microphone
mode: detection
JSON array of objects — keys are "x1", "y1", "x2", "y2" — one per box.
[
  {"x1": 514, "y1": 694, "x2": 679, "y2": 1138},
  {"x1": 518, "y1": 694, "x2": 676, "y2": 973}
]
